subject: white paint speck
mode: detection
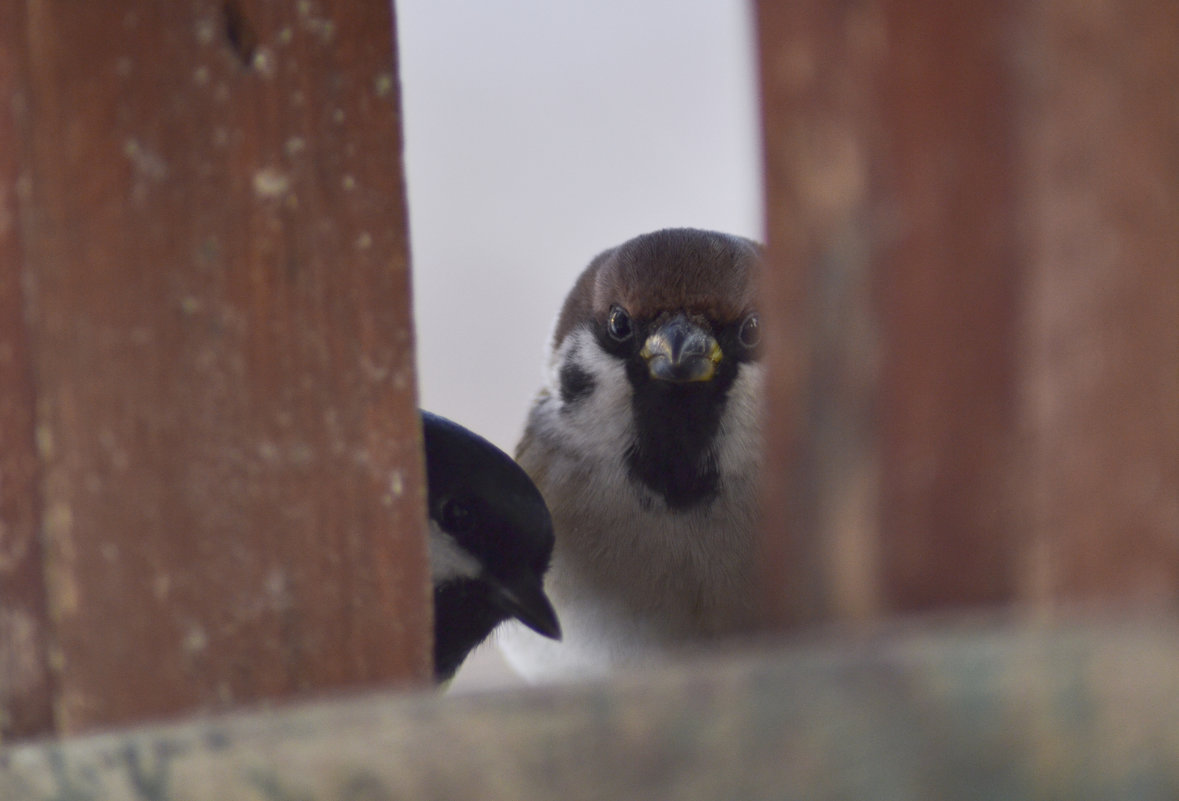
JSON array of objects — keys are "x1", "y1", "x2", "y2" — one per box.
[
  {"x1": 265, "y1": 569, "x2": 289, "y2": 600},
  {"x1": 194, "y1": 18, "x2": 216, "y2": 45},
  {"x1": 123, "y1": 139, "x2": 168, "y2": 181},
  {"x1": 47, "y1": 645, "x2": 65, "y2": 672},
  {"x1": 183, "y1": 624, "x2": 209, "y2": 654},
  {"x1": 252, "y1": 47, "x2": 275, "y2": 76},
  {"x1": 35, "y1": 425, "x2": 53, "y2": 459},
  {"x1": 252, "y1": 168, "x2": 290, "y2": 198},
  {"x1": 153, "y1": 574, "x2": 171, "y2": 599},
  {"x1": 360, "y1": 357, "x2": 388, "y2": 382}
]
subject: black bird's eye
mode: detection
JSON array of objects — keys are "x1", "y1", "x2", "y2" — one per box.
[
  {"x1": 607, "y1": 305, "x2": 633, "y2": 341},
  {"x1": 440, "y1": 498, "x2": 475, "y2": 534},
  {"x1": 738, "y1": 313, "x2": 761, "y2": 349}
]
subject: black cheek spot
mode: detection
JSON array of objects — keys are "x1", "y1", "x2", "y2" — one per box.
[{"x1": 559, "y1": 363, "x2": 595, "y2": 405}]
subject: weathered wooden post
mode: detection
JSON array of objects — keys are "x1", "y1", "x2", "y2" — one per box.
[
  {"x1": 757, "y1": 0, "x2": 1179, "y2": 626},
  {"x1": 0, "y1": 0, "x2": 429, "y2": 740}
]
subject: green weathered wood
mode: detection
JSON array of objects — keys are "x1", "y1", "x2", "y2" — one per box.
[{"x1": 2, "y1": 619, "x2": 1178, "y2": 800}]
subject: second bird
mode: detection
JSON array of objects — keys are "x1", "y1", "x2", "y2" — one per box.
[
  {"x1": 422, "y1": 410, "x2": 561, "y2": 683},
  {"x1": 499, "y1": 228, "x2": 764, "y2": 681}
]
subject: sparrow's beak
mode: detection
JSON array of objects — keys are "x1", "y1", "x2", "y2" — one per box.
[
  {"x1": 640, "y1": 315, "x2": 722, "y2": 383},
  {"x1": 490, "y1": 577, "x2": 562, "y2": 640}
]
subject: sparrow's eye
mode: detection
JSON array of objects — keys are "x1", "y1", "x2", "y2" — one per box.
[
  {"x1": 607, "y1": 305, "x2": 633, "y2": 341},
  {"x1": 738, "y1": 313, "x2": 761, "y2": 349},
  {"x1": 440, "y1": 498, "x2": 475, "y2": 534}
]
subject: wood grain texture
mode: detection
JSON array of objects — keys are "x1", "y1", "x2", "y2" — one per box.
[
  {"x1": 1016, "y1": 0, "x2": 1179, "y2": 606},
  {"x1": 3, "y1": 619, "x2": 1179, "y2": 800},
  {"x1": 757, "y1": 0, "x2": 1179, "y2": 626},
  {"x1": 2, "y1": 0, "x2": 429, "y2": 738},
  {"x1": 873, "y1": 1, "x2": 1021, "y2": 610},
  {"x1": 755, "y1": 0, "x2": 891, "y2": 627},
  {"x1": 0, "y1": 0, "x2": 56, "y2": 740}
]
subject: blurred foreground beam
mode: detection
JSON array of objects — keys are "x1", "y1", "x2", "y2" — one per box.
[
  {"x1": 3, "y1": 619, "x2": 1179, "y2": 800},
  {"x1": 0, "y1": 0, "x2": 429, "y2": 740},
  {"x1": 0, "y1": 1, "x2": 55, "y2": 738},
  {"x1": 757, "y1": 0, "x2": 1179, "y2": 624}
]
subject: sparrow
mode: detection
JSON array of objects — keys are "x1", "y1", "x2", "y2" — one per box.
[
  {"x1": 421, "y1": 410, "x2": 561, "y2": 683},
  {"x1": 497, "y1": 228, "x2": 764, "y2": 681}
]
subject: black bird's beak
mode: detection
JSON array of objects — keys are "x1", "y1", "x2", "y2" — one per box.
[
  {"x1": 640, "y1": 315, "x2": 722, "y2": 383},
  {"x1": 490, "y1": 578, "x2": 562, "y2": 641}
]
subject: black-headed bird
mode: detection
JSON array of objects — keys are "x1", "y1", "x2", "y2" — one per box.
[
  {"x1": 421, "y1": 410, "x2": 561, "y2": 683},
  {"x1": 498, "y1": 228, "x2": 764, "y2": 680}
]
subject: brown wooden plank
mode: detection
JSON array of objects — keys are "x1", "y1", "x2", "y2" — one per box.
[
  {"x1": 873, "y1": 1, "x2": 1021, "y2": 610},
  {"x1": 1016, "y1": 0, "x2": 1179, "y2": 605},
  {"x1": 3, "y1": 0, "x2": 428, "y2": 738},
  {"x1": 754, "y1": 0, "x2": 901, "y2": 626},
  {"x1": 2, "y1": 618, "x2": 1179, "y2": 800},
  {"x1": 0, "y1": 0, "x2": 56, "y2": 740},
  {"x1": 757, "y1": 0, "x2": 1179, "y2": 626}
]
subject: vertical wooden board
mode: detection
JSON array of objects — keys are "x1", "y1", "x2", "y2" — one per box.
[
  {"x1": 757, "y1": 0, "x2": 1024, "y2": 624},
  {"x1": 0, "y1": 0, "x2": 55, "y2": 740},
  {"x1": 14, "y1": 0, "x2": 429, "y2": 736},
  {"x1": 755, "y1": 1, "x2": 888, "y2": 626},
  {"x1": 872, "y1": 1, "x2": 1021, "y2": 609},
  {"x1": 758, "y1": 0, "x2": 1178, "y2": 630},
  {"x1": 1018, "y1": 0, "x2": 1179, "y2": 604}
]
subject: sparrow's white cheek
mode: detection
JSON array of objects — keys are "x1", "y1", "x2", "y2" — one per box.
[
  {"x1": 427, "y1": 520, "x2": 482, "y2": 583},
  {"x1": 537, "y1": 327, "x2": 634, "y2": 462},
  {"x1": 718, "y1": 362, "x2": 765, "y2": 476}
]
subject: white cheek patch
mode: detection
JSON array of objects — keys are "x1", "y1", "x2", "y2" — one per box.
[
  {"x1": 717, "y1": 362, "x2": 765, "y2": 476},
  {"x1": 427, "y1": 520, "x2": 482, "y2": 583},
  {"x1": 541, "y1": 327, "x2": 636, "y2": 463}
]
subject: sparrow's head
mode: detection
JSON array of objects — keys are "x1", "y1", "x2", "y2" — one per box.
[
  {"x1": 551, "y1": 229, "x2": 763, "y2": 508},
  {"x1": 421, "y1": 411, "x2": 561, "y2": 682}
]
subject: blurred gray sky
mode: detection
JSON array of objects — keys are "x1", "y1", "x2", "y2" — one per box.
[{"x1": 396, "y1": 0, "x2": 764, "y2": 455}]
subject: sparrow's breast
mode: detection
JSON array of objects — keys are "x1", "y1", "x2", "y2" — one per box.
[{"x1": 518, "y1": 334, "x2": 764, "y2": 643}]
